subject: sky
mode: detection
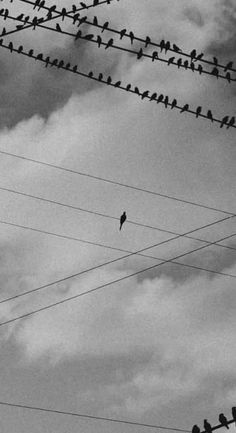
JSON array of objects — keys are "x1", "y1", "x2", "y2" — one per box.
[{"x1": 0, "y1": 0, "x2": 236, "y2": 432}]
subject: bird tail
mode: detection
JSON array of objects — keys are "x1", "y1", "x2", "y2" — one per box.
[{"x1": 119, "y1": 223, "x2": 122, "y2": 231}]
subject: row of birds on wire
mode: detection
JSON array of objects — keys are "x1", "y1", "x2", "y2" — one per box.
[
  {"x1": 192, "y1": 408, "x2": 236, "y2": 433},
  {"x1": 2, "y1": 0, "x2": 236, "y2": 84},
  {"x1": 0, "y1": 9, "x2": 236, "y2": 83},
  {"x1": 1, "y1": 36, "x2": 235, "y2": 129}
]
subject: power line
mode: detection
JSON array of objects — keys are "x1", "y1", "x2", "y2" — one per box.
[
  {"x1": 0, "y1": 400, "x2": 190, "y2": 432},
  {"x1": 2, "y1": 12, "x2": 234, "y2": 84},
  {"x1": 1, "y1": 0, "x2": 119, "y2": 38},
  {"x1": 0, "y1": 40, "x2": 235, "y2": 129},
  {"x1": 0, "y1": 149, "x2": 234, "y2": 216},
  {"x1": 1, "y1": 184, "x2": 236, "y2": 253},
  {"x1": 14, "y1": 0, "x2": 236, "y2": 74},
  {"x1": 0, "y1": 231, "x2": 234, "y2": 327}
]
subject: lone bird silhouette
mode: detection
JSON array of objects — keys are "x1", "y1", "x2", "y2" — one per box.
[
  {"x1": 232, "y1": 407, "x2": 236, "y2": 425},
  {"x1": 219, "y1": 413, "x2": 229, "y2": 429},
  {"x1": 204, "y1": 419, "x2": 212, "y2": 433},
  {"x1": 120, "y1": 212, "x2": 127, "y2": 231},
  {"x1": 192, "y1": 425, "x2": 200, "y2": 433}
]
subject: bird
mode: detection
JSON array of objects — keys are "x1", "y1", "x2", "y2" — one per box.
[
  {"x1": 225, "y1": 72, "x2": 231, "y2": 83},
  {"x1": 119, "y1": 28, "x2": 126, "y2": 39},
  {"x1": 168, "y1": 56, "x2": 175, "y2": 65},
  {"x1": 173, "y1": 43, "x2": 181, "y2": 52},
  {"x1": 88, "y1": 71, "x2": 93, "y2": 77},
  {"x1": 4, "y1": 8, "x2": 8, "y2": 20},
  {"x1": 183, "y1": 60, "x2": 189, "y2": 69},
  {"x1": 73, "y1": 13, "x2": 80, "y2": 24},
  {"x1": 219, "y1": 413, "x2": 229, "y2": 429},
  {"x1": 93, "y1": 16, "x2": 98, "y2": 26},
  {"x1": 56, "y1": 23, "x2": 62, "y2": 32},
  {"x1": 207, "y1": 110, "x2": 213, "y2": 122},
  {"x1": 160, "y1": 39, "x2": 165, "y2": 52},
  {"x1": 141, "y1": 90, "x2": 149, "y2": 100},
  {"x1": 171, "y1": 98, "x2": 177, "y2": 109},
  {"x1": 114, "y1": 81, "x2": 121, "y2": 87},
  {"x1": 36, "y1": 53, "x2": 43, "y2": 61},
  {"x1": 44, "y1": 56, "x2": 50, "y2": 67},
  {"x1": 180, "y1": 103, "x2": 189, "y2": 113},
  {"x1": 177, "y1": 58, "x2": 182, "y2": 68},
  {"x1": 98, "y1": 73, "x2": 103, "y2": 81},
  {"x1": 192, "y1": 425, "x2": 200, "y2": 433},
  {"x1": 49, "y1": 5, "x2": 56, "y2": 13},
  {"x1": 134, "y1": 87, "x2": 140, "y2": 94},
  {"x1": 93, "y1": 0, "x2": 99, "y2": 5},
  {"x1": 196, "y1": 106, "x2": 202, "y2": 117},
  {"x1": 78, "y1": 16, "x2": 87, "y2": 26},
  {"x1": 211, "y1": 67, "x2": 219, "y2": 78},
  {"x1": 61, "y1": 7, "x2": 67, "y2": 20},
  {"x1": 75, "y1": 30, "x2": 82, "y2": 40},
  {"x1": 72, "y1": 65, "x2": 78, "y2": 72},
  {"x1": 33, "y1": 0, "x2": 40, "y2": 9},
  {"x1": 119, "y1": 211, "x2": 127, "y2": 230},
  {"x1": 204, "y1": 419, "x2": 212, "y2": 433},
  {"x1": 65, "y1": 62, "x2": 71, "y2": 69},
  {"x1": 190, "y1": 49, "x2": 196, "y2": 60},
  {"x1": 232, "y1": 407, "x2": 236, "y2": 425},
  {"x1": 213, "y1": 56, "x2": 218, "y2": 66},
  {"x1": 57, "y1": 60, "x2": 64, "y2": 68},
  {"x1": 224, "y1": 61, "x2": 233, "y2": 72},
  {"x1": 8, "y1": 41, "x2": 13, "y2": 52},
  {"x1": 150, "y1": 92, "x2": 157, "y2": 101},
  {"x1": 145, "y1": 36, "x2": 151, "y2": 47},
  {"x1": 137, "y1": 48, "x2": 143, "y2": 59},
  {"x1": 165, "y1": 40, "x2": 170, "y2": 53},
  {"x1": 17, "y1": 45, "x2": 23, "y2": 53},
  {"x1": 198, "y1": 64, "x2": 203, "y2": 74},
  {"x1": 107, "y1": 76, "x2": 112, "y2": 84},
  {"x1": 80, "y1": 2, "x2": 87, "y2": 8},
  {"x1": 220, "y1": 115, "x2": 229, "y2": 128},
  {"x1": 152, "y1": 51, "x2": 158, "y2": 61},
  {"x1": 126, "y1": 84, "x2": 131, "y2": 91},
  {"x1": 85, "y1": 34, "x2": 94, "y2": 40},
  {"x1": 96, "y1": 35, "x2": 102, "y2": 47},
  {"x1": 157, "y1": 94, "x2": 164, "y2": 103},
  {"x1": 38, "y1": 0, "x2": 45, "y2": 10},
  {"x1": 195, "y1": 52, "x2": 204, "y2": 61},
  {"x1": 28, "y1": 48, "x2": 34, "y2": 57},
  {"x1": 51, "y1": 58, "x2": 58, "y2": 67},
  {"x1": 16, "y1": 13, "x2": 24, "y2": 21},
  {"x1": 190, "y1": 62, "x2": 195, "y2": 71},
  {"x1": 227, "y1": 116, "x2": 235, "y2": 129},
  {"x1": 101, "y1": 21, "x2": 109, "y2": 32},
  {"x1": 72, "y1": 4, "x2": 77, "y2": 13},
  {"x1": 24, "y1": 16, "x2": 30, "y2": 24},
  {"x1": 164, "y1": 95, "x2": 169, "y2": 108},
  {"x1": 105, "y1": 38, "x2": 113, "y2": 49},
  {"x1": 129, "y1": 31, "x2": 134, "y2": 44}
]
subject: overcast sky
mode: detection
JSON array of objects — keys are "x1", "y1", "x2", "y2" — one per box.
[{"x1": 0, "y1": 0, "x2": 236, "y2": 432}]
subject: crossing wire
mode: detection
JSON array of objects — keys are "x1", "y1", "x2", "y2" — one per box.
[
  {"x1": 13, "y1": 0, "x2": 236, "y2": 74},
  {"x1": 2, "y1": 12, "x2": 234, "y2": 84},
  {"x1": 0, "y1": 148, "x2": 235, "y2": 216},
  {"x1": 0, "y1": 184, "x2": 236, "y2": 253},
  {"x1": 0, "y1": 41, "x2": 235, "y2": 129},
  {"x1": 0, "y1": 400, "x2": 190, "y2": 432},
  {"x1": 0, "y1": 230, "x2": 235, "y2": 327}
]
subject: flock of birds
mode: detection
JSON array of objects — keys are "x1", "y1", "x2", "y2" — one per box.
[{"x1": 192, "y1": 408, "x2": 236, "y2": 433}]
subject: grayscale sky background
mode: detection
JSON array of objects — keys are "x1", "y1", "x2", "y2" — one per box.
[{"x1": 0, "y1": 0, "x2": 236, "y2": 432}]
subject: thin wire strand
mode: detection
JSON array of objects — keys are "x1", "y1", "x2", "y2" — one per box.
[
  {"x1": 2, "y1": 13, "x2": 234, "y2": 83},
  {"x1": 0, "y1": 41, "x2": 235, "y2": 129},
  {"x1": 0, "y1": 400, "x2": 190, "y2": 432},
  {"x1": 1, "y1": 184, "x2": 236, "y2": 253},
  {"x1": 14, "y1": 0, "x2": 236, "y2": 74},
  {"x1": 0, "y1": 231, "x2": 235, "y2": 327},
  {"x1": 0, "y1": 148, "x2": 235, "y2": 216}
]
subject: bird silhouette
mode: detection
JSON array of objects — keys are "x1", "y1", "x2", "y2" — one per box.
[
  {"x1": 213, "y1": 56, "x2": 218, "y2": 66},
  {"x1": 190, "y1": 62, "x2": 195, "y2": 71},
  {"x1": 157, "y1": 94, "x2": 164, "y2": 103},
  {"x1": 165, "y1": 41, "x2": 170, "y2": 53},
  {"x1": 80, "y1": 2, "x2": 87, "y2": 8},
  {"x1": 164, "y1": 96, "x2": 169, "y2": 108},
  {"x1": 56, "y1": 23, "x2": 62, "y2": 32},
  {"x1": 85, "y1": 34, "x2": 94, "y2": 40},
  {"x1": 107, "y1": 76, "x2": 112, "y2": 84},
  {"x1": 150, "y1": 92, "x2": 157, "y2": 101},
  {"x1": 180, "y1": 104, "x2": 189, "y2": 113},
  {"x1": 101, "y1": 21, "x2": 109, "y2": 32},
  {"x1": 93, "y1": 0, "x2": 99, "y2": 5},
  {"x1": 198, "y1": 64, "x2": 203, "y2": 74},
  {"x1": 105, "y1": 38, "x2": 113, "y2": 49},
  {"x1": 65, "y1": 62, "x2": 71, "y2": 69},
  {"x1": 75, "y1": 30, "x2": 82, "y2": 40},
  {"x1": 177, "y1": 58, "x2": 182, "y2": 68},
  {"x1": 134, "y1": 87, "x2": 140, "y2": 94},
  {"x1": 58, "y1": 60, "x2": 64, "y2": 68},
  {"x1": 4, "y1": 8, "x2": 8, "y2": 20},
  {"x1": 28, "y1": 48, "x2": 34, "y2": 56},
  {"x1": 225, "y1": 72, "x2": 231, "y2": 83},
  {"x1": 38, "y1": 0, "x2": 45, "y2": 10},
  {"x1": 129, "y1": 31, "x2": 134, "y2": 44},
  {"x1": 126, "y1": 84, "x2": 131, "y2": 91},
  {"x1": 98, "y1": 73, "x2": 103, "y2": 81},
  {"x1": 49, "y1": 5, "x2": 56, "y2": 13},
  {"x1": 73, "y1": 65, "x2": 78, "y2": 72},
  {"x1": 145, "y1": 36, "x2": 151, "y2": 47},
  {"x1": 8, "y1": 41, "x2": 13, "y2": 52},
  {"x1": 171, "y1": 98, "x2": 177, "y2": 109},
  {"x1": 78, "y1": 16, "x2": 87, "y2": 26},
  {"x1": 220, "y1": 115, "x2": 229, "y2": 128},
  {"x1": 192, "y1": 425, "x2": 200, "y2": 433},
  {"x1": 119, "y1": 28, "x2": 126, "y2": 39},
  {"x1": 96, "y1": 35, "x2": 102, "y2": 47},
  {"x1": 114, "y1": 80, "x2": 121, "y2": 87},
  {"x1": 160, "y1": 39, "x2": 165, "y2": 52},
  {"x1": 224, "y1": 61, "x2": 233, "y2": 72},
  {"x1": 119, "y1": 212, "x2": 127, "y2": 230},
  {"x1": 137, "y1": 48, "x2": 143, "y2": 59},
  {"x1": 61, "y1": 7, "x2": 67, "y2": 20},
  {"x1": 183, "y1": 60, "x2": 188, "y2": 69},
  {"x1": 219, "y1": 413, "x2": 229, "y2": 429},
  {"x1": 211, "y1": 67, "x2": 219, "y2": 78},
  {"x1": 152, "y1": 51, "x2": 158, "y2": 61},
  {"x1": 190, "y1": 49, "x2": 196, "y2": 60},
  {"x1": 93, "y1": 16, "x2": 98, "y2": 25},
  {"x1": 168, "y1": 56, "x2": 175, "y2": 65},
  {"x1": 44, "y1": 56, "x2": 50, "y2": 67},
  {"x1": 18, "y1": 45, "x2": 23, "y2": 53},
  {"x1": 204, "y1": 419, "x2": 212, "y2": 433},
  {"x1": 141, "y1": 90, "x2": 149, "y2": 100},
  {"x1": 195, "y1": 52, "x2": 204, "y2": 61},
  {"x1": 51, "y1": 58, "x2": 58, "y2": 67},
  {"x1": 36, "y1": 53, "x2": 43, "y2": 61},
  {"x1": 173, "y1": 43, "x2": 181, "y2": 52},
  {"x1": 33, "y1": 0, "x2": 40, "y2": 9},
  {"x1": 72, "y1": 4, "x2": 77, "y2": 13},
  {"x1": 16, "y1": 13, "x2": 24, "y2": 21},
  {"x1": 207, "y1": 110, "x2": 213, "y2": 122},
  {"x1": 227, "y1": 116, "x2": 235, "y2": 129},
  {"x1": 232, "y1": 407, "x2": 236, "y2": 425},
  {"x1": 88, "y1": 71, "x2": 93, "y2": 77}
]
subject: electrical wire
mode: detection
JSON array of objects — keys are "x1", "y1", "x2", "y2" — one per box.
[
  {"x1": 1, "y1": 184, "x2": 236, "y2": 253},
  {"x1": 0, "y1": 231, "x2": 235, "y2": 327},
  {"x1": 13, "y1": 0, "x2": 236, "y2": 74},
  {"x1": 2, "y1": 12, "x2": 234, "y2": 84},
  {"x1": 0, "y1": 400, "x2": 190, "y2": 432},
  {"x1": 0, "y1": 40, "x2": 235, "y2": 129},
  {"x1": 0, "y1": 148, "x2": 235, "y2": 216}
]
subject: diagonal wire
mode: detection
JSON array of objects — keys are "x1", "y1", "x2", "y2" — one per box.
[
  {"x1": 0, "y1": 40, "x2": 235, "y2": 129},
  {"x1": 0, "y1": 148, "x2": 235, "y2": 216},
  {"x1": 0, "y1": 400, "x2": 190, "y2": 432},
  {"x1": 1, "y1": 12, "x2": 234, "y2": 83},
  {"x1": 0, "y1": 184, "x2": 236, "y2": 253},
  {"x1": 0, "y1": 231, "x2": 235, "y2": 327},
  {"x1": 13, "y1": 0, "x2": 236, "y2": 74}
]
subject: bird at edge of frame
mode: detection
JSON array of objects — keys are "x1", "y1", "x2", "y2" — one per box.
[{"x1": 119, "y1": 211, "x2": 127, "y2": 230}]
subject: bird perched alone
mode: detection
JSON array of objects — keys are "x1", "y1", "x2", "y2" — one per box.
[
  {"x1": 219, "y1": 413, "x2": 229, "y2": 429},
  {"x1": 232, "y1": 407, "x2": 236, "y2": 425},
  {"x1": 119, "y1": 212, "x2": 127, "y2": 231},
  {"x1": 192, "y1": 425, "x2": 200, "y2": 433},
  {"x1": 204, "y1": 419, "x2": 212, "y2": 433}
]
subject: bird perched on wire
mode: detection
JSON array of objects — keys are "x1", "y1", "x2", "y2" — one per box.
[
  {"x1": 224, "y1": 61, "x2": 233, "y2": 72},
  {"x1": 232, "y1": 407, "x2": 236, "y2": 425},
  {"x1": 204, "y1": 419, "x2": 212, "y2": 433},
  {"x1": 196, "y1": 106, "x2": 202, "y2": 118},
  {"x1": 220, "y1": 115, "x2": 229, "y2": 128},
  {"x1": 227, "y1": 116, "x2": 235, "y2": 129},
  {"x1": 207, "y1": 110, "x2": 213, "y2": 122},
  {"x1": 219, "y1": 413, "x2": 229, "y2": 429},
  {"x1": 192, "y1": 425, "x2": 200, "y2": 433},
  {"x1": 105, "y1": 38, "x2": 113, "y2": 49},
  {"x1": 180, "y1": 103, "x2": 189, "y2": 113},
  {"x1": 119, "y1": 212, "x2": 127, "y2": 231}
]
